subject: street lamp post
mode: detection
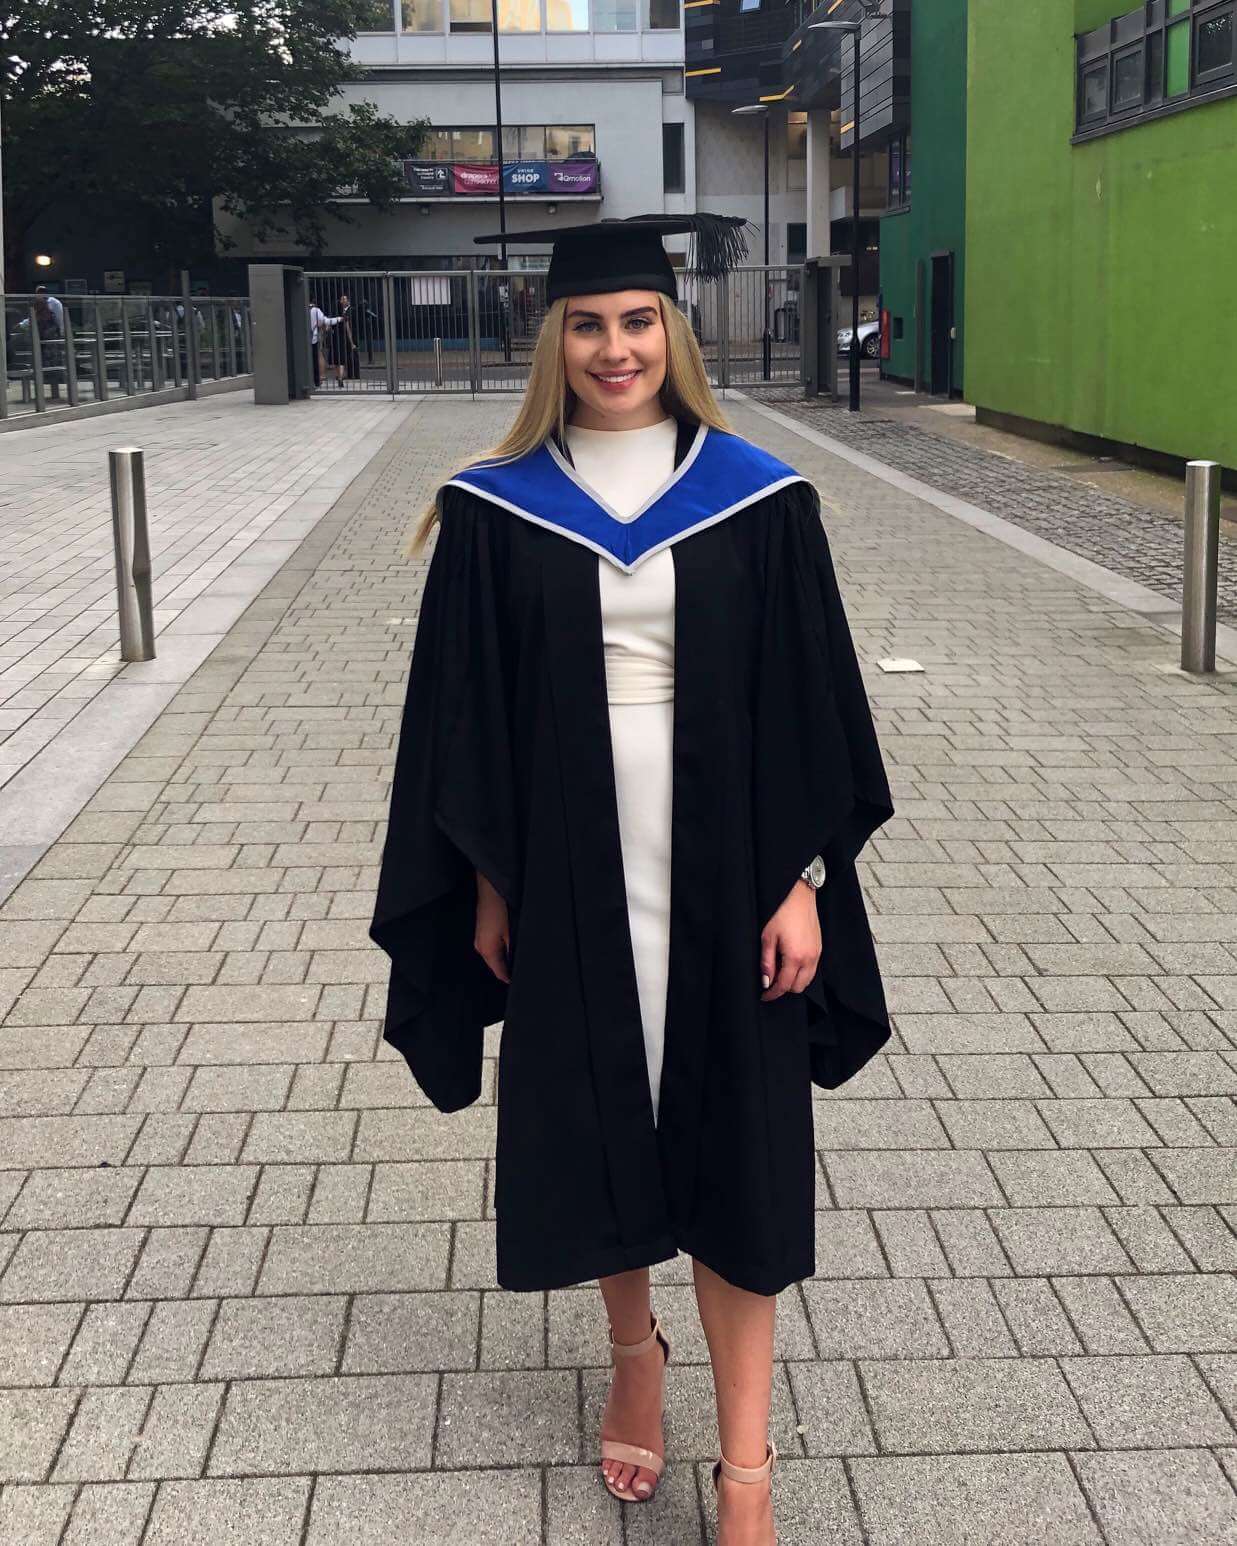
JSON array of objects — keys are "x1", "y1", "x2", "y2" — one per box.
[
  {"x1": 731, "y1": 104, "x2": 772, "y2": 381},
  {"x1": 809, "y1": 17, "x2": 864, "y2": 411},
  {"x1": 490, "y1": 0, "x2": 512, "y2": 364}
]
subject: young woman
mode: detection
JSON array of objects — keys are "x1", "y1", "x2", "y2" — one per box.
[{"x1": 370, "y1": 215, "x2": 893, "y2": 1546}]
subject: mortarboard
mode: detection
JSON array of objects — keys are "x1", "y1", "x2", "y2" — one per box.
[{"x1": 473, "y1": 213, "x2": 752, "y2": 303}]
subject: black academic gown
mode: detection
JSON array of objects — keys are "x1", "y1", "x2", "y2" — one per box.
[{"x1": 369, "y1": 422, "x2": 894, "y2": 1296}]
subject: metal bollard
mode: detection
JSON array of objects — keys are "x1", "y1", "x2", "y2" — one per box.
[
  {"x1": 1181, "y1": 460, "x2": 1220, "y2": 674},
  {"x1": 433, "y1": 336, "x2": 444, "y2": 388},
  {"x1": 109, "y1": 449, "x2": 156, "y2": 662}
]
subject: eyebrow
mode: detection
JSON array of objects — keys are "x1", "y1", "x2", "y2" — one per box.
[{"x1": 566, "y1": 305, "x2": 658, "y2": 321}]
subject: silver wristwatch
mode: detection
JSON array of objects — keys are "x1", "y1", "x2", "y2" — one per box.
[{"x1": 800, "y1": 854, "x2": 827, "y2": 891}]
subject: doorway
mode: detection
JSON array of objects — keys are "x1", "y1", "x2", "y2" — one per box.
[{"x1": 930, "y1": 251, "x2": 955, "y2": 396}]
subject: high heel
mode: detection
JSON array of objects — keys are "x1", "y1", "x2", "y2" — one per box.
[
  {"x1": 599, "y1": 1313, "x2": 671, "y2": 1504},
  {"x1": 713, "y1": 1440, "x2": 777, "y2": 1541}
]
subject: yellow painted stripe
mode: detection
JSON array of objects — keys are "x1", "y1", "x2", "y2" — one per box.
[
  {"x1": 683, "y1": 1, "x2": 718, "y2": 8},
  {"x1": 840, "y1": 119, "x2": 855, "y2": 134},
  {"x1": 685, "y1": 66, "x2": 723, "y2": 76},
  {"x1": 759, "y1": 85, "x2": 795, "y2": 102},
  {"x1": 827, "y1": 0, "x2": 845, "y2": 13}
]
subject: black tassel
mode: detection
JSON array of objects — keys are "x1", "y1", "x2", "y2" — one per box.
[{"x1": 685, "y1": 214, "x2": 752, "y2": 279}]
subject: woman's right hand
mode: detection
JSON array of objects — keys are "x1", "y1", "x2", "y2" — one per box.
[{"x1": 475, "y1": 871, "x2": 511, "y2": 984}]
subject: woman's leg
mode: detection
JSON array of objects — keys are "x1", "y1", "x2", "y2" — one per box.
[
  {"x1": 598, "y1": 1267, "x2": 666, "y2": 1499},
  {"x1": 693, "y1": 1258, "x2": 776, "y2": 1544}
]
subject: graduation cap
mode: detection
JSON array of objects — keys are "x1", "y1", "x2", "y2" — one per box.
[{"x1": 473, "y1": 213, "x2": 751, "y2": 303}]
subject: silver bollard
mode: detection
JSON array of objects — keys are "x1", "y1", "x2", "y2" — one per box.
[
  {"x1": 109, "y1": 449, "x2": 156, "y2": 662},
  {"x1": 433, "y1": 336, "x2": 444, "y2": 388},
  {"x1": 1181, "y1": 460, "x2": 1220, "y2": 674}
]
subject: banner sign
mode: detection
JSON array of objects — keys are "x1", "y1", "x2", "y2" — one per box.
[
  {"x1": 404, "y1": 161, "x2": 450, "y2": 196},
  {"x1": 453, "y1": 163, "x2": 499, "y2": 194},
  {"x1": 547, "y1": 161, "x2": 599, "y2": 194},
  {"x1": 403, "y1": 159, "x2": 599, "y2": 197}
]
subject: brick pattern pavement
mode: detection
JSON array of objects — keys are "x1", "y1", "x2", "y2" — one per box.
[
  {"x1": 747, "y1": 385, "x2": 1237, "y2": 630},
  {"x1": 0, "y1": 396, "x2": 1235, "y2": 1543}
]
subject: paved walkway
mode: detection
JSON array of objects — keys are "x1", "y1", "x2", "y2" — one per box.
[
  {"x1": 0, "y1": 393, "x2": 415, "y2": 902},
  {"x1": 0, "y1": 395, "x2": 1235, "y2": 1544}
]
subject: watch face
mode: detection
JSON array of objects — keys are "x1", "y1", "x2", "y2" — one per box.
[{"x1": 809, "y1": 855, "x2": 827, "y2": 889}]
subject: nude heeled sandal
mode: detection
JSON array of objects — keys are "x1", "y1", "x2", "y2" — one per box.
[
  {"x1": 599, "y1": 1314, "x2": 671, "y2": 1504},
  {"x1": 712, "y1": 1440, "x2": 778, "y2": 1532}
]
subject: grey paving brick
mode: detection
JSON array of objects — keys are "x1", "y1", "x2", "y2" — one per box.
[
  {"x1": 1165, "y1": 1205, "x2": 1237, "y2": 1270},
  {"x1": 861, "y1": 1356, "x2": 1092, "y2": 1454},
  {"x1": 246, "y1": 1165, "x2": 315, "y2": 1225},
  {"x1": 787, "y1": 1360, "x2": 878, "y2": 1455},
  {"x1": 815, "y1": 1098, "x2": 951, "y2": 1150},
  {"x1": 239, "y1": 1111, "x2": 353, "y2": 1164},
  {"x1": 935, "y1": 1054, "x2": 1053, "y2": 1099},
  {"x1": 1104, "y1": 1204, "x2": 1196, "y2": 1271},
  {"x1": 929, "y1": 1279, "x2": 1018, "y2": 1356},
  {"x1": 0, "y1": 1388, "x2": 79, "y2": 1481},
  {"x1": 1061, "y1": 1354, "x2": 1233, "y2": 1447},
  {"x1": 342, "y1": 1290, "x2": 479, "y2": 1373},
  {"x1": 0, "y1": 1302, "x2": 82, "y2": 1385},
  {"x1": 988, "y1": 1150, "x2": 1120, "y2": 1206},
  {"x1": 126, "y1": 1165, "x2": 257, "y2": 1227},
  {"x1": 182, "y1": 1065, "x2": 294, "y2": 1112},
  {"x1": 0, "y1": 1482, "x2": 75, "y2": 1543},
  {"x1": 480, "y1": 1287, "x2": 545, "y2": 1369},
  {"x1": 935, "y1": 1098, "x2": 1058, "y2": 1150},
  {"x1": 872, "y1": 1210, "x2": 951, "y2": 1276},
  {"x1": 58, "y1": 1302, "x2": 150, "y2": 1385},
  {"x1": 53, "y1": 1385, "x2": 151, "y2": 1481},
  {"x1": 128, "y1": 1382, "x2": 224, "y2": 1479},
  {"x1": 545, "y1": 1466, "x2": 622, "y2": 1546},
  {"x1": 127, "y1": 1299, "x2": 215, "y2": 1383},
  {"x1": 930, "y1": 1209, "x2": 1013, "y2": 1277},
  {"x1": 309, "y1": 1472, "x2": 541, "y2": 1546},
  {"x1": 1036, "y1": 1097, "x2": 1162, "y2": 1148},
  {"x1": 190, "y1": 1227, "x2": 267, "y2": 1297},
  {"x1": 448, "y1": 1220, "x2": 498, "y2": 1289},
  {"x1": 437, "y1": 1369, "x2": 577, "y2": 1466},
  {"x1": 991, "y1": 1279, "x2": 1084, "y2": 1356},
  {"x1": 352, "y1": 1105, "x2": 497, "y2": 1161},
  {"x1": 176, "y1": 1023, "x2": 329, "y2": 1065},
  {"x1": 126, "y1": 1227, "x2": 207, "y2": 1300},
  {"x1": 802, "y1": 1280, "x2": 950, "y2": 1359},
  {"x1": 989, "y1": 1207, "x2": 1134, "y2": 1275},
  {"x1": 61, "y1": 1481, "x2": 155, "y2": 1546},
  {"x1": 1052, "y1": 1276, "x2": 1151, "y2": 1353},
  {"x1": 824, "y1": 1151, "x2": 1003, "y2": 1209},
  {"x1": 1118, "y1": 1272, "x2": 1237, "y2": 1352},
  {"x1": 700, "y1": 1455, "x2": 863, "y2": 1545},
  {"x1": 0, "y1": 1115, "x2": 140, "y2": 1169},
  {"x1": 1147, "y1": 1146, "x2": 1237, "y2": 1203},
  {"x1": 0, "y1": 1228, "x2": 143, "y2": 1303},
  {"x1": 306, "y1": 1163, "x2": 370, "y2": 1223},
  {"x1": 814, "y1": 1208, "x2": 889, "y2": 1278},
  {"x1": 210, "y1": 1374, "x2": 435, "y2": 1475},
  {"x1": 144, "y1": 1477, "x2": 310, "y2": 1546},
  {"x1": 256, "y1": 1222, "x2": 448, "y2": 1295},
  {"x1": 201, "y1": 1295, "x2": 344, "y2": 1379},
  {"x1": 1073, "y1": 1448, "x2": 1237, "y2": 1546}
]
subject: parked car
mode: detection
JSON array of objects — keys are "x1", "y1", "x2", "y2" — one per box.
[{"x1": 837, "y1": 319, "x2": 881, "y2": 358}]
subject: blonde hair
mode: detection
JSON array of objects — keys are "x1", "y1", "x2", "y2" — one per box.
[{"x1": 407, "y1": 290, "x2": 731, "y2": 555}]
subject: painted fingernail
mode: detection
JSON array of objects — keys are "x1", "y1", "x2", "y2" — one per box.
[{"x1": 761, "y1": 974, "x2": 771, "y2": 990}]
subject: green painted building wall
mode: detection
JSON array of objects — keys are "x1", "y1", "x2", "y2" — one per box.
[
  {"x1": 879, "y1": 0, "x2": 969, "y2": 389},
  {"x1": 966, "y1": 0, "x2": 1237, "y2": 469}
]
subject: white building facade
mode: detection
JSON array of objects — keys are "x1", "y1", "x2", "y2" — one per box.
[{"x1": 218, "y1": 0, "x2": 698, "y2": 269}]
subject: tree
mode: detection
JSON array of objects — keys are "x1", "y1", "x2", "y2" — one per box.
[{"x1": 1, "y1": 0, "x2": 427, "y2": 285}]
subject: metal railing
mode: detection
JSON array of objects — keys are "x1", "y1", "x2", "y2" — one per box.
[
  {"x1": 304, "y1": 266, "x2": 805, "y2": 396},
  {"x1": 1, "y1": 293, "x2": 253, "y2": 421}
]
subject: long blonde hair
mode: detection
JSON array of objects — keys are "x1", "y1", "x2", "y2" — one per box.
[{"x1": 407, "y1": 290, "x2": 731, "y2": 555}]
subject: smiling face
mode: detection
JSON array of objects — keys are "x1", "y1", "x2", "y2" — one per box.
[{"x1": 562, "y1": 290, "x2": 669, "y2": 429}]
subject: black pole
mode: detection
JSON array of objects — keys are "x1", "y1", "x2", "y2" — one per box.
[
  {"x1": 490, "y1": 0, "x2": 511, "y2": 364},
  {"x1": 849, "y1": 27, "x2": 861, "y2": 412},
  {"x1": 762, "y1": 111, "x2": 771, "y2": 381}
]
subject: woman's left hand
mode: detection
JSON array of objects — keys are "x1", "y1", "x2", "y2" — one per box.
[{"x1": 760, "y1": 880, "x2": 822, "y2": 1001}]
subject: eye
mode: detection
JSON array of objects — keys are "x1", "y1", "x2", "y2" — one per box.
[{"x1": 627, "y1": 317, "x2": 652, "y2": 331}]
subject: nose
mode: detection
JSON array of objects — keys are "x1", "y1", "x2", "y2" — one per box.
[{"x1": 595, "y1": 323, "x2": 632, "y2": 363}]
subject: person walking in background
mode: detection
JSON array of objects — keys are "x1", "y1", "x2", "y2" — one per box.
[
  {"x1": 370, "y1": 213, "x2": 893, "y2": 1546},
  {"x1": 324, "y1": 294, "x2": 356, "y2": 387},
  {"x1": 308, "y1": 300, "x2": 339, "y2": 389}
]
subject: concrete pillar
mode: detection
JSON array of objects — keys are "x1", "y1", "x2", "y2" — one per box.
[
  {"x1": 249, "y1": 263, "x2": 311, "y2": 405},
  {"x1": 805, "y1": 109, "x2": 833, "y2": 259}
]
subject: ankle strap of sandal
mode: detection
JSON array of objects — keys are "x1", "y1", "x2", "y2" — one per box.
[
  {"x1": 715, "y1": 1440, "x2": 777, "y2": 1486},
  {"x1": 610, "y1": 1314, "x2": 667, "y2": 1361}
]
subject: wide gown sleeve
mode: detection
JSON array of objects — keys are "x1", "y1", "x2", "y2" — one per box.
[
  {"x1": 368, "y1": 489, "x2": 518, "y2": 1113},
  {"x1": 755, "y1": 481, "x2": 895, "y2": 1089}
]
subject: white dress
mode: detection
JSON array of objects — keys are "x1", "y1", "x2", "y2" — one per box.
[{"x1": 563, "y1": 418, "x2": 678, "y2": 1122}]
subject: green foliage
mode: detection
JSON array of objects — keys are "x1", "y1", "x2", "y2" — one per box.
[{"x1": 1, "y1": 0, "x2": 426, "y2": 273}]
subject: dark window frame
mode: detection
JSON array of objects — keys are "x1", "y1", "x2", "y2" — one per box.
[
  {"x1": 1074, "y1": 0, "x2": 1236, "y2": 138},
  {"x1": 886, "y1": 129, "x2": 911, "y2": 208},
  {"x1": 662, "y1": 122, "x2": 685, "y2": 194}
]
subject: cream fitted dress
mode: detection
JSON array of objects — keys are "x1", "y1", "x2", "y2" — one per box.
[{"x1": 563, "y1": 417, "x2": 678, "y2": 1123}]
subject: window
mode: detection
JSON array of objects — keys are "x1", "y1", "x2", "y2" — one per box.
[
  {"x1": 449, "y1": 0, "x2": 491, "y2": 30},
  {"x1": 357, "y1": 0, "x2": 395, "y2": 27},
  {"x1": 452, "y1": 129, "x2": 496, "y2": 161},
  {"x1": 887, "y1": 130, "x2": 910, "y2": 206},
  {"x1": 787, "y1": 223, "x2": 806, "y2": 264},
  {"x1": 498, "y1": 0, "x2": 541, "y2": 29},
  {"x1": 546, "y1": 124, "x2": 596, "y2": 159},
  {"x1": 648, "y1": 0, "x2": 679, "y2": 25},
  {"x1": 593, "y1": 0, "x2": 638, "y2": 30},
  {"x1": 663, "y1": 123, "x2": 685, "y2": 193},
  {"x1": 546, "y1": 0, "x2": 588, "y2": 27},
  {"x1": 400, "y1": 0, "x2": 443, "y2": 28},
  {"x1": 504, "y1": 125, "x2": 547, "y2": 159},
  {"x1": 1077, "y1": 0, "x2": 1237, "y2": 135},
  {"x1": 1196, "y1": 4, "x2": 1235, "y2": 80}
]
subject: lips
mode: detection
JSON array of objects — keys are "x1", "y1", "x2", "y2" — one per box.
[{"x1": 589, "y1": 369, "x2": 641, "y2": 390}]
